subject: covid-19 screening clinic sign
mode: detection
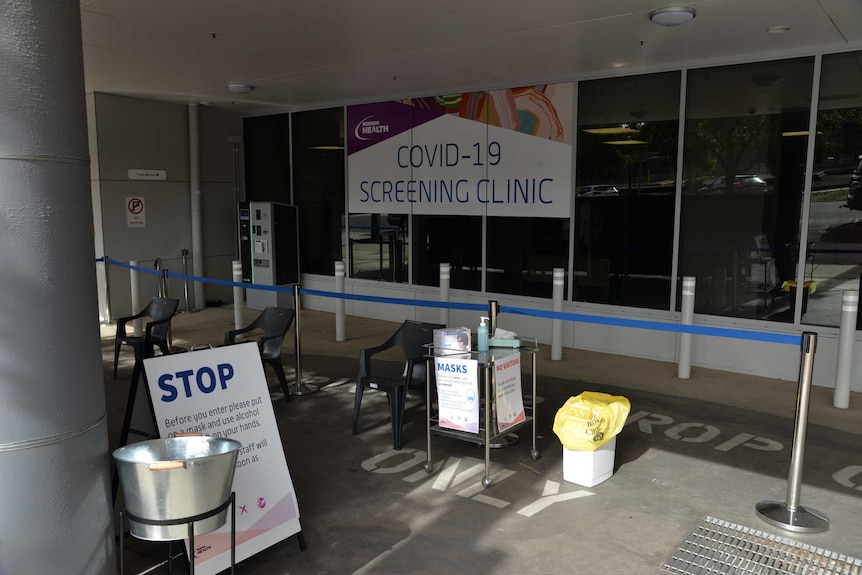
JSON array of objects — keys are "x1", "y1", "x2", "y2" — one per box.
[
  {"x1": 347, "y1": 85, "x2": 573, "y2": 218},
  {"x1": 143, "y1": 343, "x2": 301, "y2": 575}
]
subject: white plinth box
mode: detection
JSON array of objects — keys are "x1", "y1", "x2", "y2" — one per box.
[{"x1": 562, "y1": 437, "x2": 616, "y2": 487}]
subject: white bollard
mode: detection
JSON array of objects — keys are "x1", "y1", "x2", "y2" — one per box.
[
  {"x1": 551, "y1": 268, "x2": 564, "y2": 361},
  {"x1": 335, "y1": 261, "x2": 345, "y2": 342},
  {"x1": 440, "y1": 262, "x2": 450, "y2": 326},
  {"x1": 678, "y1": 276, "x2": 695, "y2": 379},
  {"x1": 130, "y1": 260, "x2": 142, "y2": 336},
  {"x1": 833, "y1": 290, "x2": 858, "y2": 408},
  {"x1": 232, "y1": 260, "x2": 244, "y2": 329}
]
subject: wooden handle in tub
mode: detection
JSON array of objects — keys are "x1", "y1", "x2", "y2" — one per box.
[{"x1": 148, "y1": 461, "x2": 185, "y2": 471}]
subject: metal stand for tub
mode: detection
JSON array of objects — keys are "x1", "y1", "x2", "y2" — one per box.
[{"x1": 119, "y1": 492, "x2": 236, "y2": 575}]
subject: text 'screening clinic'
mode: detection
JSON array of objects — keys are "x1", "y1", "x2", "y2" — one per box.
[{"x1": 357, "y1": 142, "x2": 555, "y2": 206}]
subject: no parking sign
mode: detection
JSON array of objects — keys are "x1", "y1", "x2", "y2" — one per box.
[{"x1": 126, "y1": 196, "x2": 146, "y2": 227}]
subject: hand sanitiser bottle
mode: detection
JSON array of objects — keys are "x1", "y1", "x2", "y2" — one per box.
[{"x1": 477, "y1": 316, "x2": 489, "y2": 352}]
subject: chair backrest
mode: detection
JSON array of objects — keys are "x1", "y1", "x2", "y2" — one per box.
[
  {"x1": 391, "y1": 320, "x2": 445, "y2": 387},
  {"x1": 144, "y1": 297, "x2": 179, "y2": 342},
  {"x1": 144, "y1": 297, "x2": 180, "y2": 322},
  {"x1": 391, "y1": 320, "x2": 445, "y2": 361},
  {"x1": 253, "y1": 307, "x2": 295, "y2": 359}
]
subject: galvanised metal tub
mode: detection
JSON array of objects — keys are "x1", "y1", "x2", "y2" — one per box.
[{"x1": 113, "y1": 436, "x2": 241, "y2": 541}]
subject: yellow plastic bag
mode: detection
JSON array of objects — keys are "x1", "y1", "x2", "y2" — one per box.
[{"x1": 552, "y1": 391, "x2": 631, "y2": 451}]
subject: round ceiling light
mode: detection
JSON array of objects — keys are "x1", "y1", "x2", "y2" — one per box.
[
  {"x1": 649, "y1": 6, "x2": 696, "y2": 27},
  {"x1": 226, "y1": 83, "x2": 254, "y2": 94}
]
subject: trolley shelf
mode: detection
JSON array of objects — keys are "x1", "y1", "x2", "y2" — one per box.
[
  {"x1": 424, "y1": 340, "x2": 540, "y2": 488},
  {"x1": 429, "y1": 416, "x2": 534, "y2": 445}
]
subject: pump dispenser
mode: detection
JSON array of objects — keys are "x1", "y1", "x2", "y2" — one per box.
[{"x1": 477, "y1": 316, "x2": 489, "y2": 352}]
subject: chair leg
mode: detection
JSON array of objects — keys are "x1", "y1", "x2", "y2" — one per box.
[
  {"x1": 389, "y1": 387, "x2": 406, "y2": 450},
  {"x1": 267, "y1": 360, "x2": 292, "y2": 402},
  {"x1": 352, "y1": 379, "x2": 366, "y2": 435},
  {"x1": 113, "y1": 338, "x2": 122, "y2": 379}
]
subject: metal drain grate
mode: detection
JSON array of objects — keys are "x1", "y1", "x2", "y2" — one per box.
[{"x1": 663, "y1": 516, "x2": 861, "y2": 574}]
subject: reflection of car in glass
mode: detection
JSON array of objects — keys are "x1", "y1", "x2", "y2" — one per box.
[
  {"x1": 577, "y1": 185, "x2": 619, "y2": 197},
  {"x1": 846, "y1": 155, "x2": 862, "y2": 210},
  {"x1": 698, "y1": 175, "x2": 768, "y2": 194}
]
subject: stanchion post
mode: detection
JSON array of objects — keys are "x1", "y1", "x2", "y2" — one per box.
[
  {"x1": 154, "y1": 258, "x2": 164, "y2": 297},
  {"x1": 488, "y1": 300, "x2": 499, "y2": 335},
  {"x1": 833, "y1": 290, "x2": 857, "y2": 409},
  {"x1": 678, "y1": 276, "x2": 695, "y2": 379},
  {"x1": 335, "y1": 261, "x2": 345, "y2": 342},
  {"x1": 162, "y1": 269, "x2": 173, "y2": 349},
  {"x1": 181, "y1": 248, "x2": 193, "y2": 313},
  {"x1": 232, "y1": 260, "x2": 244, "y2": 330},
  {"x1": 102, "y1": 255, "x2": 113, "y2": 323},
  {"x1": 440, "y1": 262, "x2": 450, "y2": 327},
  {"x1": 130, "y1": 260, "x2": 142, "y2": 336},
  {"x1": 290, "y1": 284, "x2": 318, "y2": 396},
  {"x1": 551, "y1": 268, "x2": 564, "y2": 361},
  {"x1": 756, "y1": 331, "x2": 828, "y2": 533}
]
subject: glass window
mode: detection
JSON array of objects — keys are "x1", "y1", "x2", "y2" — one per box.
[
  {"x1": 804, "y1": 51, "x2": 862, "y2": 326},
  {"x1": 680, "y1": 58, "x2": 814, "y2": 320},
  {"x1": 291, "y1": 108, "x2": 346, "y2": 276},
  {"x1": 244, "y1": 114, "x2": 290, "y2": 203},
  {"x1": 348, "y1": 212, "x2": 407, "y2": 282},
  {"x1": 486, "y1": 217, "x2": 569, "y2": 297},
  {"x1": 575, "y1": 72, "x2": 680, "y2": 309},
  {"x1": 412, "y1": 215, "x2": 482, "y2": 290}
]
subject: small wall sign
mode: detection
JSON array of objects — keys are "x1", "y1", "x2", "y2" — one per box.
[{"x1": 128, "y1": 169, "x2": 166, "y2": 180}]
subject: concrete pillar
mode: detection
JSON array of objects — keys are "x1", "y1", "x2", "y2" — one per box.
[
  {"x1": 0, "y1": 2, "x2": 116, "y2": 573},
  {"x1": 189, "y1": 103, "x2": 204, "y2": 311}
]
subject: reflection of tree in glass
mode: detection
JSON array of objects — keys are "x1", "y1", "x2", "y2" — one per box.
[
  {"x1": 684, "y1": 115, "x2": 770, "y2": 193},
  {"x1": 815, "y1": 108, "x2": 862, "y2": 166},
  {"x1": 636, "y1": 121, "x2": 679, "y2": 185},
  {"x1": 576, "y1": 128, "x2": 630, "y2": 184},
  {"x1": 576, "y1": 120, "x2": 679, "y2": 193}
]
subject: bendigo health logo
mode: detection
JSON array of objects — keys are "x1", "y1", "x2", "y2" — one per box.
[{"x1": 354, "y1": 115, "x2": 390, "y2": 141}]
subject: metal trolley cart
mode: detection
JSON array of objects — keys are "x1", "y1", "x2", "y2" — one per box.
[{"x1": 423, "y1": 339, "x2": 540, "y2": 488}]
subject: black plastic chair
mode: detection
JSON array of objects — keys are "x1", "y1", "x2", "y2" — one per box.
[
  {"x1": 353, "y1": 320, "x2": 444, "y2": 449},
  {"x1": 224, "y1": 307, "x2": 295, "y2": 401},
  {"x1": 113, "y1": 297, "x2": 179, "y2": 378}
]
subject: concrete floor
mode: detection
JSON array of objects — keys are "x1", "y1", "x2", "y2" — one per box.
[{"x1": 104, "y1": 304, "x2": 862, "y2": 574}]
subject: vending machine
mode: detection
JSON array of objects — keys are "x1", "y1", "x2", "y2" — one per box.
[{"x1": 238, "y1": 201, "x2": 300, "y2": 310}]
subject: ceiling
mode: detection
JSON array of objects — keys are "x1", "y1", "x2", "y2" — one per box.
[{"x1": 79, "y1": 0, "x2": 862, "y2": 117}]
